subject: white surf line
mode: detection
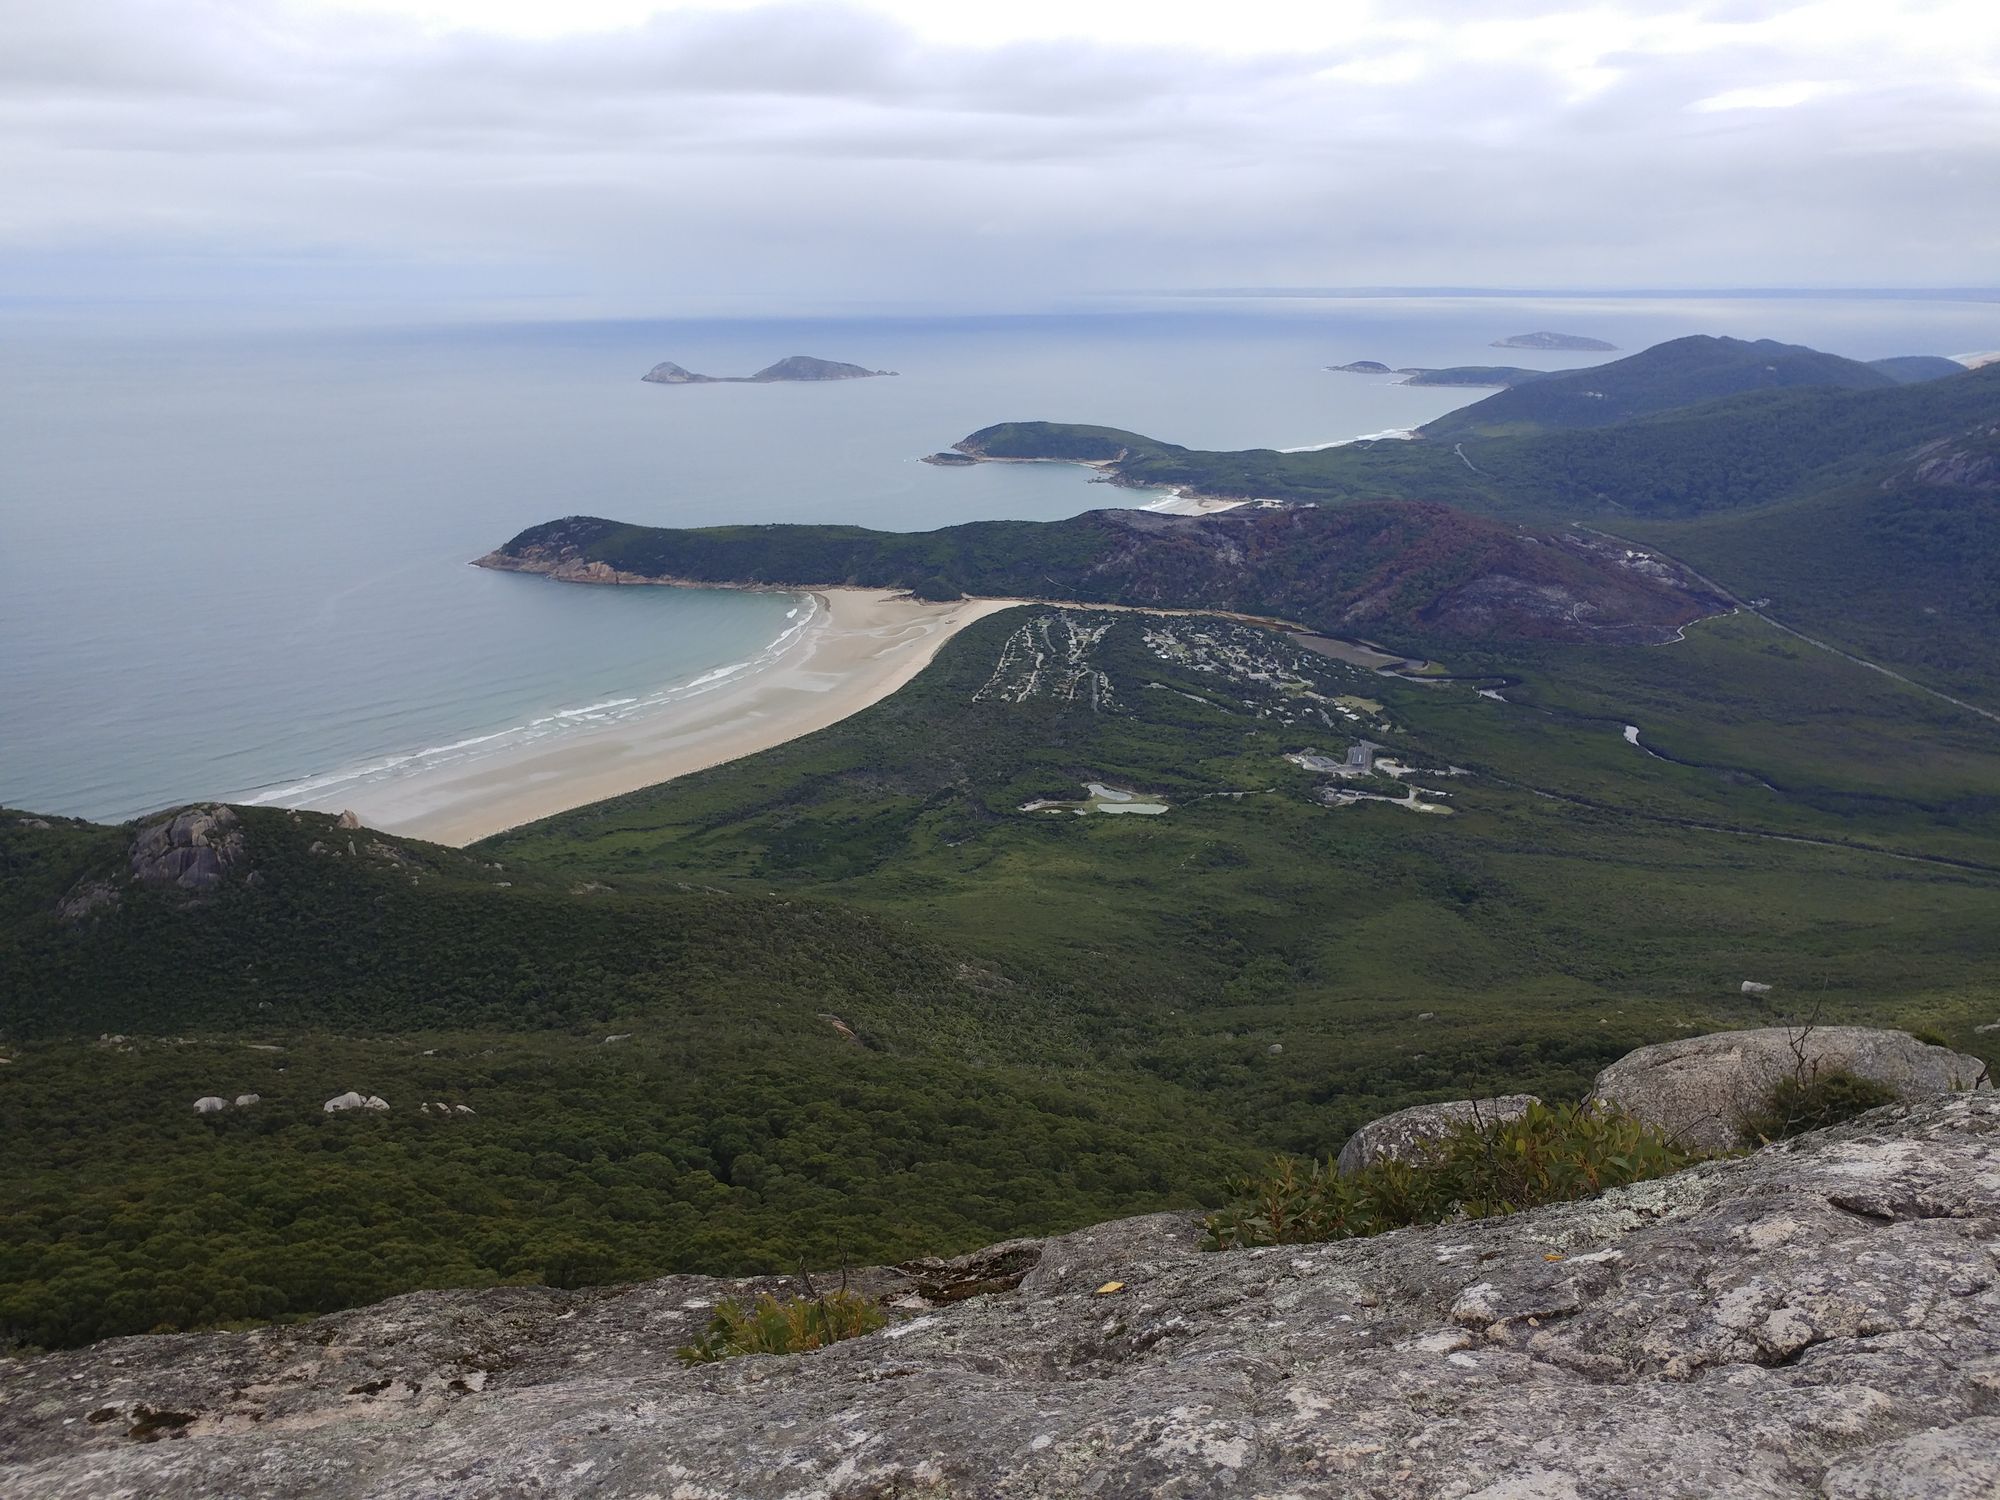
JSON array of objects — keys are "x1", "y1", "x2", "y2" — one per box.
[
  {"x1": 1573, "y1": 526, "x2": 2000, "y2": 727},
  {"x1": 1278, "y1": 429, "x2": 1417, "y2": 454}
]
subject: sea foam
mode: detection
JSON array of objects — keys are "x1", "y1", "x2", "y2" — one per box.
[{"x1": 237, "y1": 592, "x2": 819, "y2": 809}]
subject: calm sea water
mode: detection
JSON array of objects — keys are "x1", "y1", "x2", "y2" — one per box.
[{"x1": 6, "y1": 294, "x2": 1998, "y2": 823}]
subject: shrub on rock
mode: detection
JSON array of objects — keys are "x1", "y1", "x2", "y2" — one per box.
[
  {"x1": 1334, "y1": 1095, "x2": 1540, "y2": 1175},
  {"x1": 1205, "y1": 1100, "x2": 1696, "y2": 1250},
  {"x1": 1738, "y1": 1068, "x2": 1899, "y2": 1144},
  {"x1": 676, "y1": 1290, "x2": 885, "y2": 1365}
]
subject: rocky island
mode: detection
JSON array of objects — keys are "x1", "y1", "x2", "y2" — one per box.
[
  {"x1": 1492, "y1": 331, "x2": 1619, "y2": 350},
  {"x1": 641, "y1": 354, "x2": 896, "y2": 384}
]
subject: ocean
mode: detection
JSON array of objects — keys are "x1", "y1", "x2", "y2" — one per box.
[{"x1": 6, "y1": 292, "x2": 1999, "y2": 825}]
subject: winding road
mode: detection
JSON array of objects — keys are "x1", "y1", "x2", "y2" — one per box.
[{"x1": 1573, "y1": 525, "x2": 2000, "y2": 727}]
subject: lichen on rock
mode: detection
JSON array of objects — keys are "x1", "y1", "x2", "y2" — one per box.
[
  {"x1": 1589, "y1": 1025, "x2": 1991, "y2": 1151},
  {"x1": 1334, "y1": 1094, "x2": 1541, "y2": 1174},
  {"x1": 2, "y1": 1095, "x2": 1996, "y2": 1498}
]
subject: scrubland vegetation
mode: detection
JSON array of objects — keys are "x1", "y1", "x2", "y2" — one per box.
[{"x1": 6, "y1": 346, "x2": 1998, "y2": 1353}]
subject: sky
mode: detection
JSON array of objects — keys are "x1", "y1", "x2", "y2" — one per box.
[{"x1": 5, "y1": 0, "x2": 1999, "y2": 313}]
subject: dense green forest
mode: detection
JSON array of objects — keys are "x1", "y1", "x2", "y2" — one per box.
[
  {"x1": 956, "y1": 354, "x2": 1997, "y2": 526},
  {"x1": 940, "y1": 355, "x2": 2000, "y2": 695},
  {"x1": 491, "y1": 353, "x2": 1999, "y2": 696},
  {"x1": 8, "y1": 600, "x2": 1997, "y2": 1351},
  {"x1": 1417, "y1": 334, "x2": 1899, "y2": 437},
  {"x1": 5, "y1": 334, "x2": 1997, "y2": 1355}
]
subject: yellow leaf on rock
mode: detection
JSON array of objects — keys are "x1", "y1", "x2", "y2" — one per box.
[{"x1": 1095, "y1": 1281, "x2": 1125, "y2": 1295}]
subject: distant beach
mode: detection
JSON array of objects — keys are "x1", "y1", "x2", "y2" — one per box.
[
  {"x1": 311, "y1": 589, "x2": 1021, "y2": 845},
  {"x1": 16, "y1": 301, "x2": 1983, "y2": 825}
]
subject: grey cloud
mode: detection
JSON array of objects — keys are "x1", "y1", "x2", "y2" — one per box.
[{"x1": 2, "y1": 0, "x2": 1997, "y2": 304}]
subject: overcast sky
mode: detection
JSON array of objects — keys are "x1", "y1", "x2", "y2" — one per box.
[{"x1": 5, "y1": 0, "x2": 1998, "y2": 313}]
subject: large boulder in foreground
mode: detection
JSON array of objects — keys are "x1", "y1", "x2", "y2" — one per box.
[
  {"x1": 1335, "y1": 1094, "x2": 1540, "y2": 1174},
  {"x1": 1589, "y1": 1025, "x2": 1990, "y2": 1152},
  {"x1": 3, "y1": 1095, "x2": 1997, "y2": 1498}
]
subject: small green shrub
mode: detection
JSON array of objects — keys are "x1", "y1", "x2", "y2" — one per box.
[
  {"x1": 1737, "y1": 1068, "x2": 1898, "y2": 1145},
  {"x1": 675, "y1": 1290, "x2": 886, "y2": 1365},
  {"x1": 1203, "y1": 1101, "x2": 1700, "y2": 1250}
]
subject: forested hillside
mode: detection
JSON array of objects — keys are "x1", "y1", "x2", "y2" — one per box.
[
  {"x1": 9, "y1": 593, "x2": 1997, "y2": 1351},
  {"x1": 6, "y1": 335, "x2": 1998, "y2": 1359},
  {"x1": 482, "y1": 502, "x2": 1723, "y2": 646},
  {"x1": 1418, "y1": 335, "x2": 1897, "y2": 438},
  {"x1": 917, "y1": 355, "x2": 2000, "y2": 695}
]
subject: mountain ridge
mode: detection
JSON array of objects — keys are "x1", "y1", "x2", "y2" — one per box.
[
  {"x1": 1419, "y1": 335, "x2": 1900, "y2": 438},
  {"x1": 479, "y1": 503, "x2": 1729, "y2": 646},
  {"x1": 922, "y1": 350, "x2": 2000, "y2": 693}
]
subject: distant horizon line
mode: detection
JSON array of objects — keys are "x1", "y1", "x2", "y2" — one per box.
[{"x1": 1160, "y1": 286, "x2": 2000, "y2": 302}]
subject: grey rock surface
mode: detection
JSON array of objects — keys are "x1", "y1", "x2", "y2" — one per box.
[
  {"x1": 1589, "y1": 1025, "x2": 1991, "y2": 1151},
  {"x1": 4, "y1": 1096, "x2": 1998, "y2": 1498},
  {"x1": 127, "y1": 805, "x2": 244, "y2": 894},
  {"x1": 1907, "y1": 422, "x2": 2000, "y2": 492},
  {"x1": 1819, "y1": 1419, "x2": 2000, "y2": 1499},
  {"x1": 1335, "y1": 1094, "x2": 1541, "y2": 1174},
  {"x1": 53, "y1": 879, "x2": 119, "y2": 921}
]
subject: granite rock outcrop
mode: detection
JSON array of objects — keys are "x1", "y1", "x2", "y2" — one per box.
[
  {"x1": 1334, "y1": 1094, "x2": 1541, "y2": 1174},
  {"x1": 1589, "y1": 1025, "x2": 1991, "y2": 1151},
  {"x1": 3, "y1": 1095, "x2": 1996, "y2": 1498}
]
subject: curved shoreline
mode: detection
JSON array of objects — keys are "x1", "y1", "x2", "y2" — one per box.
[{"x1": 321, "y1": 588, "x2": 1022, "y2": 847}]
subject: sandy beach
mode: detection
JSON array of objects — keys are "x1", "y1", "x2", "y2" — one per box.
[{"x1": 325, "y1": 589, "x2": 1022, "y2": 846}]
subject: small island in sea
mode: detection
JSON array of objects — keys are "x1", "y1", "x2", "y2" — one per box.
[
  {"x1": 1491, "y1": 331, "x2": 1618, "y2": 351},
  {"x1": 641, "y1": 354, "x2": 896, "y2": 384}
]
